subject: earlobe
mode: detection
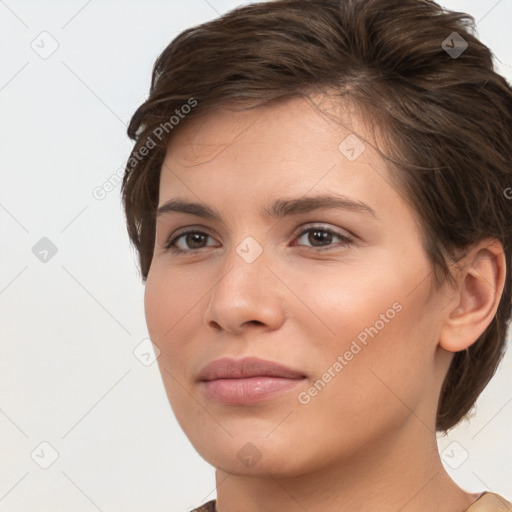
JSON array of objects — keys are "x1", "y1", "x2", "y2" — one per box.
[{"x1": 439, "y1": 239, "x2": 506, "y2": 353}]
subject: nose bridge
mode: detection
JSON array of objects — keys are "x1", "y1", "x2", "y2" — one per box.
[
  {"x1": 234, "y1": 233, "x2": 265, "y2": 266},
  {"x1": 221, "y1": 206, "x2": 268, "y2": 273},
  {"x1": 205, "y1": 230, "x2": 284, "y2": 332},
  {"x1": 218, "y1": 232, "x2": 267, "y2": 296}
]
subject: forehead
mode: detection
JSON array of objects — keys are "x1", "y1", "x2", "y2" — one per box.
[
  {"x1": 165, "y1": 94, "x2": 367, "y2": 162},
  {"x1": 162, "y1": 95, "x2": 381, "y2": 182},
  {"x1": 157, "y1": 95, "x2": 405, "y2": 223}
]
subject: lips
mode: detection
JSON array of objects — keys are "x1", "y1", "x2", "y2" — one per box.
[
  {"x1": 198, "y1": 357, "x2": 306, "y2": 404},
  {"x1": 198, "y1": 357, "x2": 306, "y2": 381}
]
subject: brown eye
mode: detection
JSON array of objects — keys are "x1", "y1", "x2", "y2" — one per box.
[
  {"x1": 184, "y1": 233, "x2": 208, "y2": 249},
  {"x1": 307, "y1": 229, "x2": 334, "y2": 246},
  {"x1": 294, "y1": 226, "x2": 353, "y2": 250},
  {"x1": 165, "y1": 230, "x2": 217, "y2": 253}
]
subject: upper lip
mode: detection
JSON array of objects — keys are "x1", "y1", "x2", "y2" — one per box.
[{"x1": 198, "y1": 357, "x2": 306, "y2": 381}]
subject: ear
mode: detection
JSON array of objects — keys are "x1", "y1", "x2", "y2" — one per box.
[{"x1": 439, "y1": 239, "x2": 507, "y2": 353}]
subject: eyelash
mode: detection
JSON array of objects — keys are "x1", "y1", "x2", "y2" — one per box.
[{"x1": 163, "y1": 225, "x2": 354, "y2": 254}]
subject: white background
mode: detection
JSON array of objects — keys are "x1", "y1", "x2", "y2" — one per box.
[{"x1": 1, "y1": 1, "x2": 511, "y2": 511}]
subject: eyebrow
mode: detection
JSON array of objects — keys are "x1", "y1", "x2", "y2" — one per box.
[{"x1": 156, "y1": 194, "x2": 377, "y2": 221}]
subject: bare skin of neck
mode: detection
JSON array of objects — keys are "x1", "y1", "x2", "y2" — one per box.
[{"x1": 214, "y1": 419, "x2": 480, "y2": 512}]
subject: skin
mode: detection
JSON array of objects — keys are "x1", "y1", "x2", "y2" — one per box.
[{"x1": 144, "y1": 94, "x2": 506, "y2": 512}]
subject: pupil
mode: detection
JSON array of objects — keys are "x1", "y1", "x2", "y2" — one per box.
[
  {"x1": 310, "y1": 230, "x2": 331, "y2": 246},
  {"x1": 189, "y1": 233, "x2": 205, "y2": 248}
]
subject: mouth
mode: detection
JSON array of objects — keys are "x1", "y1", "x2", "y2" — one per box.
[{"x1": 197, "y1": 356, "x2": 307, "y2": 405}]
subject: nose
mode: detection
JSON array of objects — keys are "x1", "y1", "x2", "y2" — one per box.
[{"x1": 204, "y1": 242, "x2": 285, "y2": 335}]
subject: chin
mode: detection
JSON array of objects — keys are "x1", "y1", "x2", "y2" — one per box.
[{"x1": 182, "y1": 423, "x2": 319, "y2": 478}]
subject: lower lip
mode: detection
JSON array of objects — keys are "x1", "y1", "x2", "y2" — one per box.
[{"x1": 201, "y1": 377, "x2": 305, "y2": 405}]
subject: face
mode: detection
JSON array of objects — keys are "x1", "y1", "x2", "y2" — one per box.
[{"x1": 144, "y1": 95, "x2": 453, "y2": 477}]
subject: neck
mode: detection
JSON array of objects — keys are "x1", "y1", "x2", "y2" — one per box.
[{"x1": 214, "y1": 421, "x2": 479, "y2": 512}]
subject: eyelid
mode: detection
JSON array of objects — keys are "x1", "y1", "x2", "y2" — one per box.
[
  {"x1": 163, "y1": 222, "x2": 355, "y2": 253},
  {"x1": 163, "y1": 226, "x2": 218, "y2": 250},
  {"x1": 292, "y1": 223, "x2": 354, "y2": 248}
]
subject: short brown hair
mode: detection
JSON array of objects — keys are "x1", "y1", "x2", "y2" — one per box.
[{"x1": 121, "y1": 0, "x2": 512, "y2": 431}]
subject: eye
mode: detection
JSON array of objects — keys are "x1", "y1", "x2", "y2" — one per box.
[
  {"x1": 292, "y1": 225, "x2": 354, "y2": 250},
  {"x1": 164, "y1": 229, "x2": 218, "y2": 253},
  {"x1": 163, "y1": 224, "x2": 354, "y2": 255}
]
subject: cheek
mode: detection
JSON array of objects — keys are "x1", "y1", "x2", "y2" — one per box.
[
  {"x1": 144, "y1": 271, "x2": 198, "y2": 415},
  {"x1": 144, "y1": 272, "x2": 165, "y2": 343},
  {"x1": 144, "y1": 267, "x2": 194, "y2": 344},
  {"x1": 303, "y1": 263, "x2": 438, "y2": 403},
  {"x1": 144, "y1": 270, "x2": 185, "y2": 367},
  {"x1": 291, "y1": 313, "x2": 434, "y2": 452},
  {"x1": 144, "y1": 266, "x2": 211, "y2": 393},
  {"x1": 292, "y1": 262, "x2": 408, "y2": 351}
]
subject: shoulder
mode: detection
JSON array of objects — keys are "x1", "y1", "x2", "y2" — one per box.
[
  {"x1": 467, "y1": 492, "x2": 512, "y2": 511},
  {"x1": 190, "y1": 499, "x2": 217, "y2": 512},
  {"x1": 188, "y1": 495, "x2": 512, "y2": 512}
]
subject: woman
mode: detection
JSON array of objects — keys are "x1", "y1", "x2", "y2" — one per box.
[{"x1": 121, "y1": 0, "x2": 512, "y2": 510}]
